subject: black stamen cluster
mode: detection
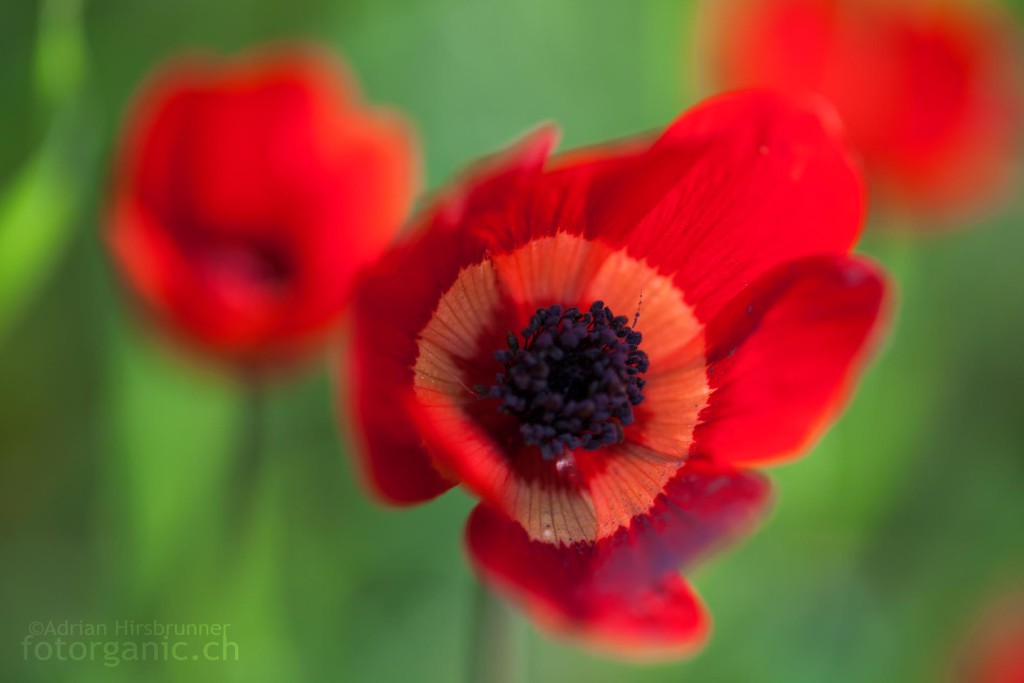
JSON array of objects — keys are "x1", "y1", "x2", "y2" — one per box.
[{"x1": 479, "y1": 301, "x2": 649, "y2": 460}]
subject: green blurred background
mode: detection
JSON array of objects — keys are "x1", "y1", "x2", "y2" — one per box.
[{"x1": 1, "y1": 0, "x2": 1022, "y2": 681}]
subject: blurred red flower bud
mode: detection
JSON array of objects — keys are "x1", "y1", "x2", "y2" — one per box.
[
  {"x1": 703, "y1": 0, "x2": 1022, "y2": 224},
  {"x1": 107, "y1": 46, "x2": 419, "y2": 370},
  {"x1": 955, "y1": 594, "x2": 1024, "y2": 683}
]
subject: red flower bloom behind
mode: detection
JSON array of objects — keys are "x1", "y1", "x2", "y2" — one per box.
[
  {"x1": 108, "y1": 46, "x2": 418, "y2": 368},
  {"x1": 956, "y1": 595, "x2": 1024, "y2": 683},
  {"x1": 704, "y1": 0, "x2": 1022, "y2": 221},
  {"x1": 343, "y1": 91, "x2": 889, "y2": 658}
]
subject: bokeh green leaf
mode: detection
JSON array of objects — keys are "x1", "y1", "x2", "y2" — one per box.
[{"x1": 0, "y1": 0, "x2": 92, "y2": 345}]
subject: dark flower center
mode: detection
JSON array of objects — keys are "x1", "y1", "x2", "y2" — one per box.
[
  {"x1": 479, "y1": 301, "x2": 649, "y2": 460},
  {"x1": 200, "y1": 238, "x2": 295, "y2": 293},
  {"x1": 175, "y1": 225, "x2": 296, "y2": 300}
]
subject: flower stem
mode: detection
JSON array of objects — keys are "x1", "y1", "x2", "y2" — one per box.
[
  {"x1": 239, "y1": 377, "x2": 266, "y2": 475},
  {"x1": 469, "y1": 582, "x2": 527, "y2": 683},
  {"x1": 227, "y1": 376, "x2": 267, "y2": 541}
]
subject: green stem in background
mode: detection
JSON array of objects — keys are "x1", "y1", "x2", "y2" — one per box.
[
  {"x1": 226, "y1": 376, "x2": 269, "y2": 544},
  {"x1": 469, "y1": 582, "x2": 527, "y2": 683},
  {"x1": 35, "y1": 0, "x2": 88, "y2": 108},
  {"x1": 239, "y1": 377, "x2": 266, "y2": 476}
]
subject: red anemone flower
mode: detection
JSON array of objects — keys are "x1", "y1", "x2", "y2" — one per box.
[
  {"x1": 343, "y1": 91, "x2": 889, "y2": 658},
  {"x1": 108, "y1": 46, "x2": 418, "y2": 369},
  {"x1": 703, "y1": 0, "x2": 1022, "y2": 222}
]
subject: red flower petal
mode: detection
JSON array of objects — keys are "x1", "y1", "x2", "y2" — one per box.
[
  {"x1": 410, "y1": 362, "x2": 710, "y2": 545},
  {"x1": 465, "y1": 459, "x2": 771, "y2": 659},
  {"x1": 694, "y1": 254, "x2": 889, "y2": 467},
  {"x1": 590, "y1": 90, "x2": 865, "y2": 324}
]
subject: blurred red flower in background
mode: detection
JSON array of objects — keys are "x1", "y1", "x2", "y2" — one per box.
[
  {"x1": 343, "y1": 91, "x2": 889, "y2": 657},
  {"x1": 955, "y1": 595, "x2": 1024, "y2": 683},
  {"x1": 704, "y1": 0, "x2": 1022, "y2": 222},
  {"x1": 108, "y1": 47, "x2": 418, "y2": 369}
]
